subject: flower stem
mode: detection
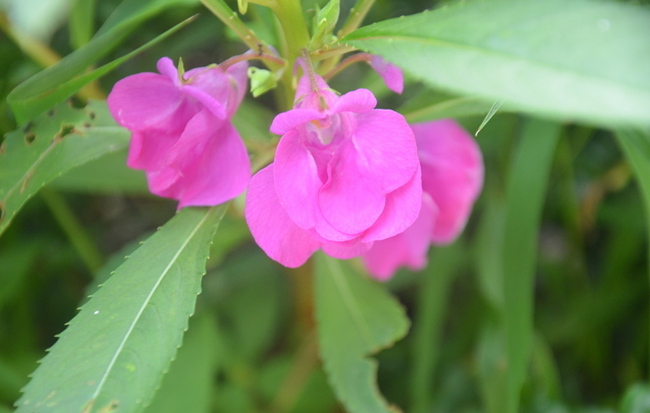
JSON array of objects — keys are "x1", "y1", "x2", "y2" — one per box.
[
  {"x1": 323, "y1": 52, "x2": 371, "y2": 81},
  {"x1": 200, "y1": 0, "x2": 279, "y2": 70},
  {"x1": 338, "y1": 0, "x2": 375, "y2": 38}
]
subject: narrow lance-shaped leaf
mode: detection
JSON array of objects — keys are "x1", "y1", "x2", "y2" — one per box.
[
  {"x1": 8, "y1": 0, "x2": 198, "y2": 123},
  {"x1": 615, "y1": 128, "x2": 650, "y2": 370},
  {"x1": 0, "y1": 100, "x2": 128, "y2": 236},
  {"x1": 502, "y1": 120, "x2": 561, "y2": 413},
  {"x1": 344, "y1": 0, "x2": 650, "y2": 127},
  {"x1": 15, "y1": 205, "x2": 226, "y2": 413},
  {"x1": 315, "y1": 254, "x2": 410, "y2": 413}
]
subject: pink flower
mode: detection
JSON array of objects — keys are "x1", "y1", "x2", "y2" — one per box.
[
  {"x1": 362, "y1": 119, "x2": 484, "y2": 280},
  {"x1": 107, "y1": 56, "x2": 250, "y2": 208},
  {"x1": 245, "y1": 72, "x2": 421, "y2": 267},
  {"x1": 369, "y1": 55, "x2": 404, "y2": 94}
]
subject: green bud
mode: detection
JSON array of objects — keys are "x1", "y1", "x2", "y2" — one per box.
[{"x1": 248, "y1": 67, "x2": 277, "y2": 97}]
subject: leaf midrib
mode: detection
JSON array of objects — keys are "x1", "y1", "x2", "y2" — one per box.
[
  {"x1": 325, "y1": 258, "x2": 374, "y2": 351},
  {"x1": 88, "y1": 208, "x2": 213, "y2": 404}
]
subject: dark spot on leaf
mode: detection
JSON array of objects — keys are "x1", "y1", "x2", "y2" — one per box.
[
  {"x1": 47, "y1": 108, "x2": 56, "y2": 117},
  {"x1": 0, "y1": 203, "x2": 5, "y2": 225},
  {"x1": 55, "y1": 124, "x2": 77, "y2": 142},
  {"x1": 88, "y1": 111, "x2": 96, "y2": 120},
  {"x1": 23, "y1": 121, "x2": 34, "y2": 134},
  {"x1": 98, "y1": 400, "x2": 119, "y2": 413},
  {"x1": 84, "y1": 122, "x2": 92, "y2": 129},
  {"x1": 0, "y1": 142, "x2": 5, "y2": 155},
  {"x1": 25, "y1": 133, "x2": 36, "y2": 145}
]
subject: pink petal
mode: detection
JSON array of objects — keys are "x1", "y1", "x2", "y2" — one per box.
[
  {"x1": 351, "y1": 109, "x2": 419, "y2": 193},
  {"x1": 270, "y1": 108, "x2": 323, "y2": 135},
  {"x1": 180, "y1": 84, "x2": 227, "y2": 120},
  {"x1": 369, "y1": 55, "x2": 404, "y2": 94},
  {"x1": 363, "y1": 194, "x2": 438, "y2": 280},
  {"x1": 273, "y1": 129, "x2": 323, "y2": 229},
  {"x1": 107, "y1": 73, "x2": 194, "y2": 132},
  {"x1": 322, "y1": 239, "x2": 373, "y2": 259},
  {"x1": 185, "y1": 63, "x2": 248, "y2": 118},
  {"x1": 318, "y1": 139, "x2": 386, "y2": 234},
  {"x1": 333, "y1": 89, "x2": 377, "y2": 113},
  {"x1": 412, "y1": 120, "x2": 484, "y2": 244},
  {"x1": 245, "y1": 165, "x2": 321, "y2": 267},
  {"x1": 126, "y1": 130, "x2": 178, "y2": 171},
  {"x1": 176, "y1": 122, "x2": 250, "y2": 207},
  {"x1": 312, "y1": 214, "x2": 359, "y2": 242},
  {"x1": 157, "y1": 57, "x2": 180, "y2": 86},
  {"x1": 154, "y1": 110, "x2": 249, "y2": 207},
  {"x1": 361, "y1": 165, "x2": 422, "y2": 242}
]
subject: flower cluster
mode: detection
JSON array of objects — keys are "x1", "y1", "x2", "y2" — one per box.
[
  {"x1": 107, "y1": 54, "x2": 483, "y2": 279},
  {"x1": 245, "y1": 71, "x2": 422, "y2": 267},
  {"x1": 107, "y1": 56, "x2": 250, "y2": 208}
]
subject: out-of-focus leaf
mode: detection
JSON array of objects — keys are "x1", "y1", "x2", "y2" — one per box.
[
  {"x1": 69, "y1": 0, "x2": 95, "y2": 49},
  {"x1": 0, "y1": 242, "x2": 38, "y2": 307},
  {"x1": 208, "y1": 250, "x2": 287, "y2": 362},
  {"x1": 142, "y1": 313, "x2": 218, "y2": 413},
  {"x1": 50, "y1": 150, "x2": 148, "y2": 194},
  {"x1": 7, "y1": 0, "x2": 198, "y2": 123},
  {"x1": 0, "y1": 100, "x2": 128, "y2": 236},
  {"x1": 410, "y1": 243, "x2": 464, "y2": 413},
  {"x1": 476, "y1": 321, "x2": 508, "y2": 413},
  {"x1": 621, "y1": 383, "x2": 650, "y2": 413},
  {"x1": 344, "y1": 0, "x2": 650, "y2": 126},
  {"x1": 6, "y1": 0, "x2": 74, "y2": 41},
  {"x1": 15, "y1": 206, "x2": 226, "y2": 413},
  {"x1": 616, "y1": 128, "x2": 650, "y2": 369},
  {"x1": 315, "y1": 254, "x2": 409, "y2": 413},
  {"x1": 502, "y1": 120, "x2": 561, "y2": 413}
]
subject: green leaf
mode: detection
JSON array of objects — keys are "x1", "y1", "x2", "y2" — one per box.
[
  {"x1": 15, "y1": 205, "x2": 226, "y2": 413},
  {"x1": 344, "y1": 0, "x2": 650, "y2": 126},
  {"x1": 8, "y1": 0, "x2": 198, "y2": 123},
  {"x1": 0, "y1": 100, "x2": 129, "y2": 236},
  {"x1": 315, "y1": 254, "x2": 410, "y2": 413},
  {"x1": 142, "y1": 313, "x2": 219, "y2": 413},
  {"x1": 621, "y1": 383, "x2": 650, "y2": 413},
  {"x1": 409, "y1": 244, "x2": 465, "y2": 413},
  {"x1": 69, "y1": 0, "x2": 96, "y2": 49},
  {"x1": 50, "y1": 150, "x2": 148, "y2": 194},
  {"x1": 616, "y1": 128, "x2": 650, "y2": 370},
  {"x1": 502, "y1": 119, "x2": 561, "y2": 413},
  {"x1": 401, "y1": 93, "x2": 495, "y2": 123}
]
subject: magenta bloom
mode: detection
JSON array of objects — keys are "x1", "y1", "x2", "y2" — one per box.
[
  {"x1": 363, "y1": 119, "x2": 484, "y2": 280},
  {"x1": 107, "y1": 57, "x2": 250, "y2": 207},
  {"x1": 245, "y1": 73, "x2": 421, "y2": 267}
]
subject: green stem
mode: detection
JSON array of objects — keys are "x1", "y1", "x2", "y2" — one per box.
[
  {"x1": 338, "y1": 0, "x2": 375, "y2": 38},
  {"x1": 200, "y1": 0, "x2": 279, "y2": 70},
  {"x1": 41, "y1": 189, "x2": 103, "y2": 274},
  {"x1": 271, "y1": 0, "x2": 310, "y2": 62},
  {"x1": 270, "y1": 0, "x2": 310, "y2": 109}
]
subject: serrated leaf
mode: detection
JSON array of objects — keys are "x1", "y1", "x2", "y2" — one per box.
[
  {"x1": 142, "y1": 313, "x2": 218, "y2": 413},
  {"x1": 344, "y1": 0, "x2": 650, "y2": 126},
  {"x1": 8, "y1": 0, "x2": 198, "y2": 123},
  {"x1": 314, "y1": 254, "x2": 409, "y2": 413},
  {"x1": 0, "y1": 100, "x2": 129, "y2": 236},
  {"x1": 15, "y1": 205, "x2": 226, "y2": 413},
  {"x1": 502, "y1": 119, "x2": 561, "y2": 413}
]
